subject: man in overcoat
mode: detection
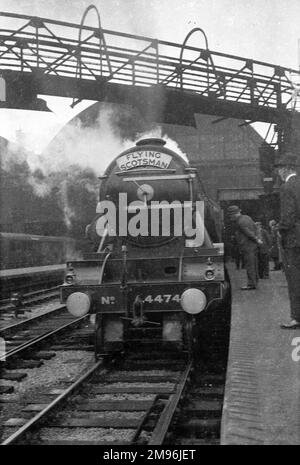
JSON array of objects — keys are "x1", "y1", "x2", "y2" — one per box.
[
  {"x1": 276, "y1": 153, "x2": 300, "y2": 329},
  {"x1": 227, "y1": 205, "x2": 262, "y2": 290}
]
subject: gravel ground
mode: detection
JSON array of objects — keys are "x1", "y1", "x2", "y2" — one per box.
[
  {"x1": 0, "y1": 394, "x2": 19, "y2": 402},
  {"x1": 0, "y1": 350, "x2": 94, "y2": 395},
  {"x1": 0, "y1": 350, "x2": 95, "y2": 433},
  {"x1": 38, "y1": 427, "x2": 135, "y2": 442},
  {"x1": 0, "y1": 426, "x2": 19, "y2": 442},
  {"x1": 138, "y1": 430, "x2": 152, "y2": 442}
]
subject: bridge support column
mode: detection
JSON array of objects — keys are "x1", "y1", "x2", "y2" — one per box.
[
  {"x1": 1, "y1": 70, "x2": 50, "y2": 111},
  {"x1": 276, "y1": 112, "x2": 300, "y2": 157},
  {"x1": 285, "y1": 112, "x2": 300, "y2": 156}
]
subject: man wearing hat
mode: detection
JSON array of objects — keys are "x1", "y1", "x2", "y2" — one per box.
[
  {"x1": 275, "y1": 152, "x2": 300, "y2": 329},
  {"x1": 228, "y1": 205, "x2": 262, "y2": 290}
]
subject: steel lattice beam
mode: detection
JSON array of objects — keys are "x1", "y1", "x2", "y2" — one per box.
[{"x1": 0, "y1": 11, "x2": 299, "y2": 128}]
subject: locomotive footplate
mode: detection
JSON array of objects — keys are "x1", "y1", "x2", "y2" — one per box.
[
  {"x1": 126, "y1": 282, "x2": 223, "y2": 313},
  {"x1": 61, "y1": 281, "x2": 223, "y2": 313}
]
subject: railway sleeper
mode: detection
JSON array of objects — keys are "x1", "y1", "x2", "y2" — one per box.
[
  {"x1": 20, "y1": 351, "x2": 57, "y2": 360},
  {"x1": 184, "y1": 399, "x2": 223, "y2": 416},
  {"x1": 174, "y1": 417, "x2": 221, "y2": 438},
  {"x1": 1, "y1": 371, "x2": 27, "y2": 381},
  {"x1": 0, "y1": 385, "x2": 14, "y2": 394},
  {"x1": 5, "y1": 359, "x2": 43, "y2": 369}
]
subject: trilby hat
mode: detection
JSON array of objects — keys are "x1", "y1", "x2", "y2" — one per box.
[{"x1": 227, "y1": 205, "x2": 241, "y2": 215}]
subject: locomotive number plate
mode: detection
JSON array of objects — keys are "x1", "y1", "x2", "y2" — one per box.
[{"x1": 143, "y1": 294, "x2": 180, "y2": 304}]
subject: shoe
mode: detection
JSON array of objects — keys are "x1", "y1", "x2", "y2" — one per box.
[
  {"x1": 240, "y1": 286, "x2": 256, "y2": 290},
  {"x1": 280, "y1": 320, "x2": 300, "y2": 329}
]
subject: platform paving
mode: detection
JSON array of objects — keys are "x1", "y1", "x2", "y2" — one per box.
[{"x1": 221, "y1": 264, "x2": 300, "y2": 445}]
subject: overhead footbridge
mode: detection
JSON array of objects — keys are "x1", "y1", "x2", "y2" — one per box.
[{"x1": 0, "y1": 7, "x2": 299, "y2": 135}]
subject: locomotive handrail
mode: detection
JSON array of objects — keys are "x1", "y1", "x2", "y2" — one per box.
[
  {"x1": 98, "y1": 250, "x2": 111, "y2": 284},
  {"x1": 123, "y1": 174, "x2": 196, "y2": 181},
  {"x1": 115, "y1": 169, "x2": 177, "y2": 176}
]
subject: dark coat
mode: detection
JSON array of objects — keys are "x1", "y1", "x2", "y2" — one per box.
[
  {"x1": 258, "y1": 228, "x2": 271, "y2": 254},
  {"x1": 278, "y1": 175, "x2": 300, "y2": 249},
  {"x1": 235, "y1": 214, "x2": 258, "y2": 251},
  {"x1": 269, "y1": 230, "x2": 279, "y2": 258}
]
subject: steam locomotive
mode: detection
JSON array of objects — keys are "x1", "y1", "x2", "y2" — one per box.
[{"x1": 60, "y1": 138, "x2": 231, "y2": 359}]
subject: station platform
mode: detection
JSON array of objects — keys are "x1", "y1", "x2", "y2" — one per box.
[
  {"x1": 0, "y1": 265, "x2": 66, "y2": 300},
  {"x1": 0, "y1": 264, "x2": 66, "y2": 279},
  {"x1": 221, "y1": 264, "x2": 300, "y2": 445}
]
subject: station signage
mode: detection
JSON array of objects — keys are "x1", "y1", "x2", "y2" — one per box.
[{"x1": 117, "y1": 151, "x2": 172, "y2": 171}]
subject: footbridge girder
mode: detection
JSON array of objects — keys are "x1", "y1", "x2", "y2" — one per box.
[{"x1": 0, "y1": 10, "x2": 298, "y2": 131}]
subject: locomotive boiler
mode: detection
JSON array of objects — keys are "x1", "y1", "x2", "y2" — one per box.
[{"x1": 60, "y1": 138, "x2": 231, "y2": 359}]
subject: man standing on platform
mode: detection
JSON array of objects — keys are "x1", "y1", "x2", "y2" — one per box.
[
  {"x1": 275, "y1": 153, "x2": 300, "y2": 329},
  {"x1": 227, "y1": 205, "x2": 262, "y2": 290}
]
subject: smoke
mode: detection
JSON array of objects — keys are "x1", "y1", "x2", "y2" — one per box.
[
  {"x1": 40, "y1": 102, "x2": 188, "y2": 179},
  {"x1": 102, "y1": 0, "x2": 162, "y2": 42},
  {"x1": 134, "y1": 125, "x2": 188, "y2": 161},
  {"x1": 42, "y1": 106, "x2": 130, "y2": 175},
  {"x1": 1, "y1": 103, "x2": 188, "y2": 234},
  {"x1": 0, "y1": 141, "x2": 99, "y2": 234},
  {"x1": 58, "y1": 180, "x2": 74, "y2": 229}
]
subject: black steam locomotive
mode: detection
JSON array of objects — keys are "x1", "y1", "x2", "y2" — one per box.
[{"x1": 60, "y1": 138, "x2": 231, "y2": 358}]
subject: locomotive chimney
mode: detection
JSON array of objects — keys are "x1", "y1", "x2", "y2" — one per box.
[{"x1": 136, "y1": 138, "x2": 166, "y2": 147}]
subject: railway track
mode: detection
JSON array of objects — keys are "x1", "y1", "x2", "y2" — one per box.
[
  {"x1": 0, "y1": 305, "x2": 90, "y2": 361},
  {"x1": 0, "y1": 307, "x2": 93, "y2": 370},
  {"x1": 1, "y1": 349, "x2": 227, "y2": 445},
  {"x1": 0, "y1": 302, "x2": 64, "y2": 332},
  {"x1": 0, "y1": 269, "x2": 64, "y2": 302},
  {"x1": 0, "y1": 285, "x2": 60, "y2": 319},
  {"x1": 1, "y1": 287, "x2": 229, "y2": 446},
  {"x1": 0, "y1": 311, "x2": 95, "y2": 442},
  {"x1": 168, "y1": 360, "x2": 226, "y2": 445},
  {"x1": 0, "y1": 307, "x2": 94, "y2": 404},
  {"x1": 1, "y1": 353, "x2": 191, "y2": 445}
]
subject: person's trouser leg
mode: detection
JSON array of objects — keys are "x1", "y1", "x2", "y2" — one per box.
[
  {"x1": 284, "y1": 248, "x2": 300, "y2": 321},
  {"x1": 243, "y1": 248, "x2": 257, "y2": 288},
  {"x1": 262, "y1": 253, "x2": 269, "y2": 277},
  {"x1": 235, "y1": 254, "x2": 240, "y2": 269},
  {"x1": 258, "y1": 251, "x2": 263, "y2": 278},
  {"x1": 273, "y1": 257, "x2": 279, "y2": 270},
  {"x1": 255, "y1": 250, "x2": 259, "y2": 281}
]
